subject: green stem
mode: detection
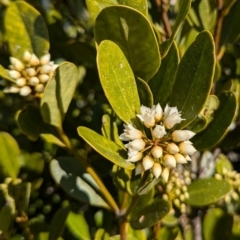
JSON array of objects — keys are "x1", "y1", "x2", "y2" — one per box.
[{"x1": 57, "y1": 128, "x2": 120, "y2": 214}]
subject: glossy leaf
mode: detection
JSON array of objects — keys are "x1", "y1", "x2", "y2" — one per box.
[
  {"x1": 186, "y1": 178, "x2": 231, "y2": 206},
  {"x1": 149, "y1": 41, "x2": 179, "y2": 106},
  {"x1": 41, "y1": 62, "x2": 78, "y2": 129},
  {"x1": 170, "y1": 31, "x2": 215, "y2": 129},
  {"x1": 0, "y1": 132, "x2": 20, "y2": 179},
  {"x1": 17, "y1": 104, "x2": 65, "y2": 147},
  {"x1": 49, "y1": 206, "x2": 70, "y2": 240},
  {"x1": 203, "y1": 208, "x2": 233, "y2": 240},
  {"x1": 160, "y1": 0, "x2": 191, "y2": 57},
  {"x1": 136, "y1": 77, "x2": 154, "y2": 108},
  {"x1": 137, "y1": 177, "x2": 161, "y2": 195},
  {"x1": 66, "y1": 211, "x2": 91, "y2": 240},
  {"x1": 158, "y1": 226, "x2": 179, "y2": 240},
  {"x1": 97, "y1": 40, "x2": 140, "y2": 123},
  {"x1": 86, "y1": 0, "x2": 148, "y2": 20},
  {"x1": 4, "y1": 1, "x2": 49, "y2": 58},
  {"x1": 186, "y1": 115, "x2": 208, "y2": 133},
  {"x1": 0, "y1": 205, "x2": 15, "y2": 238},
  {"x1": 50, "y1": 157, "x2": 109, "y2": 209},
  {"x1": 130, "y1": 199, "x2": 170, "y2": 229},
  {"x1": 95, "y1": 229, "x2": 111, "y2": 240},
  {"x1": 78, "y1": 127, "x2": 134, "y2": 170},
  {"x1": 0, "y1": 65, "x2": 15, "y2": 82},
  {"x1": 192, "y1": 91, "x2": 237, "y2": 150},
  {"x1": 95, "y1": 6, "x2": 160, "y2": 81}
]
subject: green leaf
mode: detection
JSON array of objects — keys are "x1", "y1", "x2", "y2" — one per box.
[
  {"x1": 136, "y1": 77, "x2": 154, "y2": 108},
  {"x1": 130, "y1": 199, "x2": 170, "y2": 229},
  {"x1": 0, "y1": 205, "x2": 15, "y2": 238},
  {"x1": 170, "y1": 31, "x2": 215, "y2": 129},
  {"x1": 66, "y1": 211, "x2": 91, "y2": 240},
  {"x1": 192, "y1": 91, "x2": 237, "y2": 150},
  {"x1": 137, "y1": 177, "x2": 161, "y2": 195},
  {"x1": 149, "y1": 41, "x2": 179, "y2": 106},
  {"x1": 215, "y1": 154, "x2": 233, "y2": 174},
  {"x1": 0, "y1": 65, "x2": 15, "y2": 82},
  {"x1": 86, "y1": 0, "x2": 148, "y2": 20},
  {"x1": 0, "y1": 132, "x2": 20, "y2": 179},
  {"x1": 97, "y1": 40, "x2": 140, "y2": 123},
  {"x1": 41, "y1": 62, "x2": 78, "y2": 129},
  {"x1": 78, "y1": 126, "x2": 134, "y2": 170},
  {"x1": 17, "y1": 104, "x2": 65, "y2": 147},
  {"x1": 95, "y1": 6, "x2": 160, "y2": 81},
  {"x1": 94, "y1": 229, "x2": 110, "y2": 240},
  {"x1": 186, "y1": 178, "x2": 231, "y2": 206},
  {"x1": 160, "y1": 0, "x2": 192, "y2": 57},
  {"x1": 4, "y1": 1, "x2": 49, "y2": 58},
  {"x1": 186, "y1": 115, "x2": 208, "y2": 133},
  {"x1": 110, "y1": 235, "x2": 138, "y2": 240},
  {"x1": 203, "y1": 208, "x2": 233, "y2": 240},
  {"x1": 50, "y1": 157, "x2": 109, "y2": 209},
  {"x1": 49, "y1": 206, "x2": 70, "y2": 240},
  {"x1": 158, "y1": 226, "x2": 179, "y2": 240}
]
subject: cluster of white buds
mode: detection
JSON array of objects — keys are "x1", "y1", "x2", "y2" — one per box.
[
  {"x1": 2, "y1": 51, "x2": 58, "y2": 97},
  {"x1": 215, "y1": 168, "x2": 240, "y2": 204},
  {"x1": 163, "y1": 168, "x2": 194, "y2": 214},
  {"x1": 120, "y1": 103, "x2": 197, "y2": 182}
]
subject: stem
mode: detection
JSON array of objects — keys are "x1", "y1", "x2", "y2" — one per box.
[
  {"x1": 57, "y1": 128, "x2": 119, "y2": 214},
  {"x1": 153, "y1": 222, "x2": 161, "y2": 240}
]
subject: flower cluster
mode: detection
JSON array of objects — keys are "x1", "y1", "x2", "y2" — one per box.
[
  {"x1": 215, "y1": 168, "x2": 240, "y2": 203},
  {"x1": 120, "y1": 103, "x2": 197, "y2": 181},
  {"x1": 2, "y1": 51, "x2": 58, "y2": 97}
]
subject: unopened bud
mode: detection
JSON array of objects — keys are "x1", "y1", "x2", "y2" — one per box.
[
  {"x1": 215, "y1": 173, "x2": 222, "y2": 180},
  {"x1": 39, "y1": 74, "x2": 50, "y2": 83},
  {"x1": 161, "y1": 168, "x2": 169, "y2": 182},
  {"x1": 35, "y1": 84, "x2": 44, "y2": 93},
  {"x1": 23, "y1": 51, "x2": 32, "y2": 62},
  {"x1": 182, "y1": 185, "x2": 187, "y2": 192},
  {"x1": 166, "y1": 143, "x2": 179, "y2": 154},
  {"x1": 179, "y1": 142, "x2": 197, "y2": 155},
  {"x1": 40, "y1": 64, "x2": 53, "y2": 74},
  {"x1": 231, "y1": 191, "x2": 239, "y2": 201},
  {"x1": 16, "y1": 77, "x2": 26, "y2": 87},
  {"x1": 40, "y1": 53, "x2": 51, "y2": 65},
  {"x1": 180, "y1": 194, "x2": 185, "y2": 202},
  {"x1": 152, "y1": 103, "x2": 163, "y2": 122},
  {"x1": 25, "y1": 68, "x2": 37, "y2": 77},
  {"x1": 125, "y1": 139, "x2": 145, "y2": 151},
  {"x1": 9, "y1": 70, "x2": 21, "y2": 79},
  {"x1": 135, "y1": 162, "x2": 144, "y2": 175},
  {"x1": 152, "y1": 162, "x2": 162, "y2": 178},
  {"x1": 184, "y1": 155, "x2": 192, "y2": 161},
  {"x1": 142, "y1": 155, "x2": 154, "y2": 170},
  {"x1": 151, "y1": 146, "x2": 163, "y2": 158},
  {"x1": 163, "y1": 154, "x2": 176, "y2": 168},
  {"x1": 185, "y1": 177, "x2": 191, "y2": 185},
  {"x1": 173, "y1": 198, "x2": 180, "y2": 207},
  {"x1": 224, "y1": 194, "x2": 231, "y2": 204},
  {"x1": 174, "y1": 153, "x2": 187, "y2": 164},
  {"x1": 184, "y1": 192, "x2": 190, "y2": 199},
  {"x1": 127, "y1": 151, "x2": 142, "y2": 162},
  {"x1": 175, "y1": 189, "x2": 181, "y2": 196},
  {"x1": 10, "y1": 57, "x2": 25, "y2": 71},
  {"x1": 29, "y1": 77, "x2": 39, "y2": 86},
  {"x1": 29, "y1": 54, "x2": 39, "y2": 66},
  {"x1": 3, "y1": 86, "x2": 19, "y2": 93},
  {"x1": 19, "y1": 86, "x2": 31, "y2": 96}
]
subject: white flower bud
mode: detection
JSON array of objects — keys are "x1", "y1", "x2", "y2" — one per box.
[
  {"x1": 184, "y1": 154, "x2": 192, "y2": 161},
  {"x1": 137, "y1": 105, "x2": 155, "y2": 128},
  {"x1": 3, "y1": 86, "x2": 19, "y2": 93},
  {"x1": 173, "y1": 199, "x2": 180, "y2": 207},
  {"x1": 163, "y1": 104, "x2": 184, "y2": 129},
  {"x1": 163, "y1": 154, "x2": 176, "y2": 168},
  {"x1": 127, "y1": 151, "x2": 142, "y2": 162},
  {"x1": 179, "y1": 142, "x2": 197, "y2": 155},
  {"x1": 142, "y1": 155, "x2": 154, "y2": 170},
  {"x1": 125, "y1": 139, "x2": 145, "y2": 151},
  {"x1": 135, "y1": 162, "x2": 144, "y2": 175},
  {"x1": 23, "y1": 51, "x2": 32, "y2": 62},
  {"x1": 185, "y1": 177, "x2": 191, "y2": 185},
  {"x1": 166, "y1": 143, "x2": 179, "y2": 154},
  {"x1": 152, "y1": 103, "x2": 163, "y2": 122},
  {"x1": 10, "y1": 57, "x2": 25, "y2": 71},
  {"x1": 38, "y1": 74, "x2": 50, "y2": 83},
  {"x1": 174, "y1": 153, "x2": 187, "y2": 164},
  {"x1": 15, "y1": 77, "x2": 26, "y2": 87},
  {"x1": 35, "y1": 84, "x2": 44, "y2": 93},
  {"x1": 120, "y1": 124, "x2": 142, "y2": 141},
  {"x1": 152, "y1": 125, "x2": 166, "y2": 139},
  {"x1": 184, "y1": 192, "x2": 190, "y2": 199},
  {"x1": 184, "y1": 130, "x2": 196, "y2": 140},
  {"x1": 40, "y1": 64, "x2": 53, "y2": 74},
  {"x1": 29, "y1": 54, "x2": 39, "y2": 66},
  {"x1": 175, "y1": 189, "x2": 181, "y2": 196},
  {"x1": 231, "y1": 191, "x2": 239, "y2": 201},
  {"x1": 151, "y1": 146, "x2": 163, "y2": 158},
  {"x1": 19, "y1": 86, "x2": 31, "y2": 96},
  {"x1": 40, "y1": 53, "x2": 51, "y2": 65},
  {"x1": 215, "y1": 173, "x2": 222, "y2": 180},
  {"x1": 8, "y1": 70, "x2": 21, "y2": 79},
  {"x1": 161, "y1": 168, "x2": 169, "y2": 182},
  {"x1": 180, "y1": 194, "x2": 185, "y2": 202},
  {"x1": 25, "y1": 68, "x2": 37, "y2": 77},
  {"x1": 224, "y1": 194, "x2": 231, "y2": 204},
  {"x1": 152, "y1": 162, "x2": 162, "y2": 178},
  {"x1": 29, "y1": 77, "x2": 39, "y2": 86},
  {"x1": 172, "y1": 130, "x2": 189, "y2": 142}
]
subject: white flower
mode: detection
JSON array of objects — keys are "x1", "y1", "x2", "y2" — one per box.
[
  {"x1": 166, "y1": 143, "x2": 179, "y2": 154},
  {"x1": 172, "y1": 130, "x2": 195, "y2": 142},
  {"x1": 127, "y1": 151, "x2": 143, "y2": 162},
  {"x1": 152, "y1": 125, "x2": 166, "y2": 139},
  {"x1": 137, "y1": 105, "x2": 155, "y2": 128},
  {"x1": 161, "y1": 168, "x2": 170, "y2": 182},
  {"x1": 174, "y1": 153, "x2": 187, "y2": 164},
  {"x1": 135, "y1": 162, "x2": 144, "y2": 175},
  {"x1": 40, "y1": 53, "x2": 51, "y2": 65},
  {"x1": 9, "y1": 57, "x2": 25, "y2": 71},
  {"x1": 142, "y1": 155, "x2": 155, "y2": 170},
  {"x1": 151, "y1": 146, "x2": 163, "y2": 158},
  {"x1": 19, "y1": 86, "x2": 31, "y2": 96},
  {"x1": 163, "y1": 154, "x2": 176, "y2": 168},
  {"x1": 8, "y1": 70, "x2": 21, "y2": 79},
  {"x1": 125, "y1": 139, "x2": 145, "y2": 151},
  {"x1": 179, "y1": 141, "x2": 197, "y2": 155},
  {"x1": 152, "y1": 162, "x2": 162, "y2": 178},
  {"x1": 119, "y1": 123, "x2": 142, "y2": 141},
  {"x1": 163, "y1": 104, "x2": 184, "y2": 129},
  {"x1": 152, "y1": 103, "x2": 163, "y2": 122}
]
